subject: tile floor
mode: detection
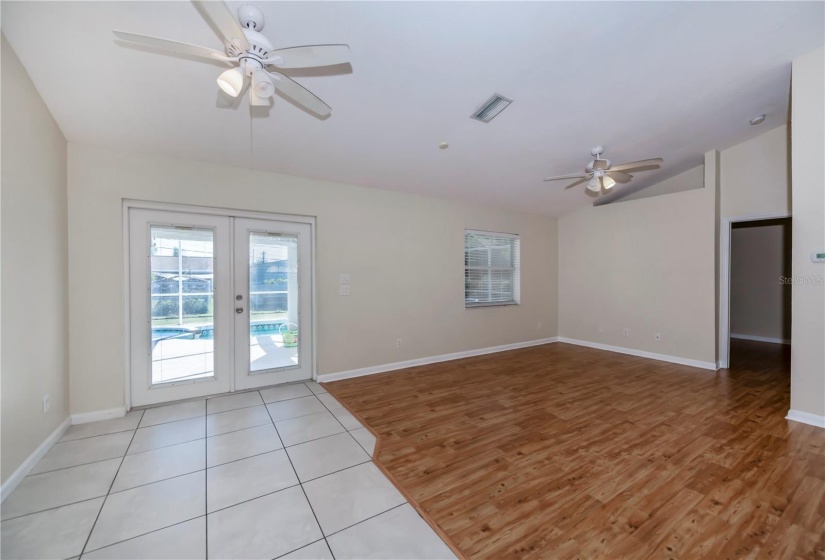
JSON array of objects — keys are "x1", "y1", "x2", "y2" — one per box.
[{"x1": 1, "y1": 381, "x2": 456, "y2": 560}]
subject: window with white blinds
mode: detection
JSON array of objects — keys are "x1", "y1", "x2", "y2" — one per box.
[{"x1": 464, "y1": 230, "x2": 520, "y2": 307}]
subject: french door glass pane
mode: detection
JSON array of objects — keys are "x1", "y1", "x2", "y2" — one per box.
[
  {"x1": 150, "y1": 226, "x2": 215, "y2": 385},
  {"x1": 248, "y1": 232, "x2": 299, "y2": 373}
]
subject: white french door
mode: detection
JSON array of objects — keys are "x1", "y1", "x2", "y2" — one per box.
[
  {"x1": 128, "y1": 207, "x2": 313, "y2": 407},
  {"x1": 233, "y1": 218, "x2": 313, "y2": 390}
]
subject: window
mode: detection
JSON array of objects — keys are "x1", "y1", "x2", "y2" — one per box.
[{"x1": 465, "y1": 230, "x2": 520, "y2": 307}]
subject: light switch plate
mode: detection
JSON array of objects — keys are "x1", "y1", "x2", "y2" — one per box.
[{"x1": 339, "y1": 285, "x2": 350, "y2": 296}]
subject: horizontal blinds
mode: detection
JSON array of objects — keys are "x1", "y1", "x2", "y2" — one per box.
[{"x1": 465, "y1": 231, "x2": 520, "y2": 306}]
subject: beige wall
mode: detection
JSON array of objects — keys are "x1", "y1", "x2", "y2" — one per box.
[
  {"x1": 558, "y1": 151, "x2": 718, "y2": 365},
  {"x1": 790, "y1": 46, "x2": 825, "y2": 419},
  {"x1": 67, "y1": 144, "x2": 558, "y2": 414},
  {"x1": 1, "y1": 36, "x2": 70, "y2": 483},
  {"x1": 730, "y1": 220, "x2": 792, "y2": 342},
  {"x1": 721, "y1": 124, "x2": 790, "y2": 219}
]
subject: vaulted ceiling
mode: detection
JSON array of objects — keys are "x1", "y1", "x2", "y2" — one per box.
[{"x1": 3, "y1": 1, "x2": 822, "y2": 216}]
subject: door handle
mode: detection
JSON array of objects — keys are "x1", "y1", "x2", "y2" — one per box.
[{"x1": 235, "y1": 307, "x2": 244, "y2": 314}]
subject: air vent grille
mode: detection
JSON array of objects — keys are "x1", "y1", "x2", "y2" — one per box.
[{"x1": 470, "y1": 94, "x2": 513, "y2": 123}]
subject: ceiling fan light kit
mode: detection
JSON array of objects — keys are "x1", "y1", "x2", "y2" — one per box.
[
  {"x1": 113, "y1": 1, "x2": 351, "y2": 117},
  {"x1": 544, "y1": 146, "x2": 663, "y2": 196},
  {"x1": 217, "y1": 67, "x2": 245, "y2": 97}
]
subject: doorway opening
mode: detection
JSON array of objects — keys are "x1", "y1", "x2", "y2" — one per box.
[{"x1": 721, "y1": 216, "x2": 791, "y2": 369}]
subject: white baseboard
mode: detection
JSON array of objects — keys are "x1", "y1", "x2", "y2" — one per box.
[
  {"x1": 730, "y1": 333, "x2": 791, "y2": 345},
  {"x1": 1, "y1": 417, "x2": 71, "y2": 503},
  {"x1": 317, "y1": 337, "x2": 559, "y2": 383},
  {"x1": 71, "y1": 407, "x2": 127, "y2": 425},
  {"x1": 557, "y1": 337, "x2": 718, "y2": 371},
  {"x1": 786, "y1": 409, "x2": 825, "y2": 429}
]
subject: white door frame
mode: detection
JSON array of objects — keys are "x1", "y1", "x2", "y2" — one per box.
[
  {"x1": 123, "y1": 199, "x2": 317, "y2": 411},
  {"x1": 719, "y1": 211, "x2": 791, "y2": 369}
]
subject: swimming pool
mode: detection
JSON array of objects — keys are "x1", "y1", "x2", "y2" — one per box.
[{"x1": 152, "y1": 323, "x2": 290, "y2": 341}]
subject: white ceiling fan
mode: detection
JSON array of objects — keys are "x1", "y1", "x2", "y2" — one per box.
[
  {"x1": 113, "y1": 2, "x2": 350, "y2": 117},
  {"x1": 544, "y1": 147, "x2": 663, "y2": 193}
]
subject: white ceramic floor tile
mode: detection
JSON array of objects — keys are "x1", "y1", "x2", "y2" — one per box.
[
  {"x1": 0, "y1": 498, "x2": 103, "y2": 560},
  {"x1": 275, "y1": 411, "x2": 345, "y2": 447},
  {"x1": 60, "y1": 412, "x2": 143, "y2": 442},
  {"x1": 304, "y1": 381, "x2": 328, "y2": 395},
  {"x1": 207, "y1": 486, "x2": 322, "y2": 560},
  {"x1": 30, "y1": 431, "x2": 132, "y2": 475},
  {"x1": 206, "y1": 405, "x2": 271, "y2": 437},
  {"x1": 349, "y1": 428, "x2": 377, "y2": 457},
  {"x1": 112, "y1": 440, "x2": 205, "y2": 492},
  {"x1": 266, "y1": 396, "x2": 327, "y2": 422},
  {"x1": 331, "y1": 408, "x2": 363, "y2": 431},
  {"x1": 83, "y1": 517, "x2": 206, "y2": 560},
  {"x1": 207, "y1": 450, "x2": 298, "y2": 513},
  {"x1": 139, "y1": 400, "x2": 205, "y2": 428},
  {"x1": 286, "y1": 433, "x2": 370, "y2": 482},
  {"x1": 316, "y1": 393, "x2": 344, "y2": 412},
  {"x1": 327, "y1": 503, "x2": 456, "y2": 560},
  {"x1": 128, "y1": 416, "x2": 205, "y2": 454},
  {"x1": 278, "y1": 539, "x2": 334, "y2": 560},
  {"x1": 206, "y1": 391, "x2": 263, "y2": 415},
  {"x1": 302, "y1": 462, "x2": 406, "y2": 536},
  {"x1": 1, "y1": 459, "x2": 120, "y2": 520},
  {"x1": 86, "y1": 471, "x2": 205, "y2": 552},
  {"x1": 260, "y1": 384, "x2": 313, "y2": 404},
  {"x1": 206, "y1": 424, "x2": 283, "y2": 468}
]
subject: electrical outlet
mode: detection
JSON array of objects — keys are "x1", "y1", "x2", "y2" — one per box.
[
  {"x1": 623, "y1": 328, "x2": 630, "y2": 336},
  {"x1": 42, "y1": 394, "x2": 50, "y2": 413},
  {"x1": 339, "y1": 285, "x2": 350, "y2": 296},
  {"x1": 655, "y1": 333, "x2": 662, "y2": 341},
  {"x1": 396, "y1": 338, "x2": 403, "y2": 348},
  {"x1": 339, "y1": 273, "x2": 350, "y2": 284},
  {"x1": 537, "y1": 322, "x2": 542, "y2": 329}
]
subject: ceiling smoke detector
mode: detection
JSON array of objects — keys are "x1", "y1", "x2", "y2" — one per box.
[{"x1": 470, "y1": 94, "x2": 513, "y2": 123}]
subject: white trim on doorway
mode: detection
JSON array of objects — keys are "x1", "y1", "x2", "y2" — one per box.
[
  {"x1": 122, "y1": 200, "x2": 317, "y2": 410},
  {"x1": 719, "y1": 212, "x2": 791, "y2": 369}
]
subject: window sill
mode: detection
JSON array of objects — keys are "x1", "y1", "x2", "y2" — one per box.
[{"x1": 465, "y1": 301, "x2": 519, "y2": 309}]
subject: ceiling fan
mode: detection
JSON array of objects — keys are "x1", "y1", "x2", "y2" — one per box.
[
  {"x1": 113, "y1": 2, "x2": 350, "y2": 117},
  {"x1": 543, "y1": 147, "x2": 663, "y2": 193}
]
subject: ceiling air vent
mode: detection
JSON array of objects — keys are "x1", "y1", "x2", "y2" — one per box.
[{"x1": 470, "y1": 94, "x2": 513, "y2": 123}]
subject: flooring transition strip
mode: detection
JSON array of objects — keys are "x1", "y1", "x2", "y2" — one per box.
[{"x1": 320, "y1": 383, "x2": 469, "y2": 560}]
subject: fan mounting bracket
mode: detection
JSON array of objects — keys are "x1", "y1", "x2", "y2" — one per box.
[
  {"x1": 238, "y1": 4, "x2": 265, "y2": 31},
  {"x1": 590, "y1": 145, "x2": 604, "y2": 157}
]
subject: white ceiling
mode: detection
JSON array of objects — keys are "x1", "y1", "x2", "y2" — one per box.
[{"x1": 3, "y1": 1, "x2": 822, "y2": 216}]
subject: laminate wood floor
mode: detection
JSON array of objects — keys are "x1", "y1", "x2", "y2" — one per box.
[{"x1": 326, "y1": 340, "x2": 825, "y2": 559}]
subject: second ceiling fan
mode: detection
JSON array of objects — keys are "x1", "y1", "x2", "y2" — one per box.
[{"x1": 544, "y1": 147, "x2": 663, "y2": 193}]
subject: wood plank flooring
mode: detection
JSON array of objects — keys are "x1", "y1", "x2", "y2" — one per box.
[{"x1": 326, "y1": 340, "x2": 825, "y2": 559}]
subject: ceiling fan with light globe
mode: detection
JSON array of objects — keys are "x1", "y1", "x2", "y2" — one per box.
[
  {"x1": 113, "y1": 1, "x2": 350, "y2": 117},
  {"x1": 543, "y1": 146, "x2": 663, "y2": 194}
]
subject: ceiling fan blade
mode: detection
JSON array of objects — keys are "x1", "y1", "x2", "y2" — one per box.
[
  {"x1": 265, "y1": 44, "x2": 351, "y2": 68},
  {"x1": 113, "y1": 30, "x2": 235, "y2": 63},
  {"x1": 249, "y1": 88, "x2": 270, "y2": 107},
  {"x1": 267, "y1": 71, "x2": 331, "y2": 117},
  {"x1": 564, "y1": 177, "x2": 589, "y2": 190},
  {"x1": 192, "y1": 0, "x2": 250, "y2": 52},
  {"x1": 606, "y1": 171, "x2": 633, "y2": 183},
  {"x1": 543, "y1": 173, "x2": 589, "y2": 182},
  {"x1": 610, "y1": 158, "x2": 663, "y2": 172}
]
